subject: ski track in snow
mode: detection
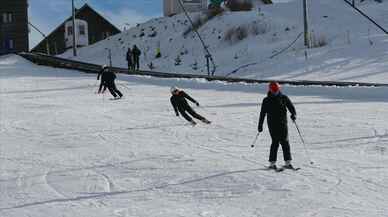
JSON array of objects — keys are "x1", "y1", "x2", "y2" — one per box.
[{"x1": 1, "y1": 55, "x2": 388, "y2": 216}]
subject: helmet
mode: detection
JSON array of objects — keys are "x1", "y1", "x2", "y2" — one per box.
[
  {"x1": 170, "y1": 86, "x2": 179, "y2": 94},
  {"x1": 102, "y1": 64, "x2": 108, "y2": 69},
  {"x1": 269, "y1": 82, "x2": 280, "y2": 93}
]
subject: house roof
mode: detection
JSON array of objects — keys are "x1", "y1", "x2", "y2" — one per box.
[{"x1": 32, "y1": 3, "x2": 121, "y2": 51}]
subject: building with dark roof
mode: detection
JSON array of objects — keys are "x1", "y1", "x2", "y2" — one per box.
[
  {"x1": 0, "y1": 0, "x2": 29, "y2": 55},
  {"x1": 32, "y1": 4, "x2": 121, "y2": 55}
]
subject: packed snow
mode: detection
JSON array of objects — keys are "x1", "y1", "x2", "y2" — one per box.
[
  {"x1": 61, "y1": 0, "x2": 388, "y2": 83},
  {"x1": 1, "y1": 54, "x2": 388, "y2": 217}
]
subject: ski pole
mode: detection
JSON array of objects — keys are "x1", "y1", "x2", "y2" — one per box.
[
  {"x1": 250, "y1": 133, "x2": 260, "y2": 148},
  {"x1": 120, "y1": 83, "x2": 131, "y2": 91},
  {"x1": 293, "y1": 120, "x2": 314, "y2": 165},
  {"x1": 93, "y1": 80, "x2": 99, "y2": 94},
  {"x1": 198, "y1": 105, "x2": 217, "y2": 116}
]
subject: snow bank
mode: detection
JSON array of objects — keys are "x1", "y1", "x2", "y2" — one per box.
[
  {"x1": 60, "y1": 0, "x2": 388, "y2": 83},
  {"x1": 2, "y1": 54, "x2": 388, "y2": 217}
]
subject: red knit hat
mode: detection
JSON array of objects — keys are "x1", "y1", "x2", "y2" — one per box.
[{"x1": 269, "y1": 82, "x2": 280, "y2": 93}]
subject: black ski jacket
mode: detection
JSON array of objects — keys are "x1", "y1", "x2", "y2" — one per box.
[
  {"x1": 98, "y1": 69, "x2": 116, "y2": 83},
  {"x1": 170, "y1": 91, "x2": 198, "y2": 115},
  {"x1": 132, "y1": 46, "x2": 141, "y2": 57},
  {"x1": 258, "y1": 92, "x2": 296, "y2": 139},
  {"x1": 126, "y1": 50, "x2": 133, "y2": 61}
]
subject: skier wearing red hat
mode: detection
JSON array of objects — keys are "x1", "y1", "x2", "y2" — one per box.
[{"x1": 258, "y1": 82, "x2": 297, "y2": 170}]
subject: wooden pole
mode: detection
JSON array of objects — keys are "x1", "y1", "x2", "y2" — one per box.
[{"x1": 72, "y1": 0, "x2": 77, "y2": 57}]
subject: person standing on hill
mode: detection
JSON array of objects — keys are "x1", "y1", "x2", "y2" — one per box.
[
  {"x1": 126, "y1": 47, "x2": 134, "y2": 71},
  {"x1": 170, "y1": 86, "x2": 211, "y2": 126},
  {"x1": 258, "y1": 82, "x2": 297, "y2": 170},
  {"x1": 132, "y1": 45, "x2": 141, "y2": 71}
]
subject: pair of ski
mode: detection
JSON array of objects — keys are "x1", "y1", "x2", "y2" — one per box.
[
  {"x1": 265, "y1": 166, "x2": 301, "y2": 172},
  {"x1": 109, "y1": 97, "x2": 123, "y2": 101},
  {"x1": 189, "y1": 120, "x2": 211, "y2": 126}
]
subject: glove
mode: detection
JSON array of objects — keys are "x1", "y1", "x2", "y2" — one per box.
[
  {"x1": 195, "y1": 102, "x2": 200, "y2": 107},
  {"x1": 291, "y1": 114, "x2": 296, "y2": 121},
  {"x1": 258, "y1": 125, "x2": 263, "y2": 133},
  {"x1": 176, "y1": 113, "x2": 179, "y2": 117}
]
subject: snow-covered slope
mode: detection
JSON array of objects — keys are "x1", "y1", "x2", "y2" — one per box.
[
  {"x1": 61, "y1": 0, "x2": 388, "y2": 83},
  {"x1": 2, "y1": 54, "x2": 388, "y2": 217}
]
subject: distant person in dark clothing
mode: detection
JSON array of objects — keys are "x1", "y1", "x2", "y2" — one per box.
[
  {"x1": 97, "y1": 65, "x2": 123, "y2": 99},
  {"x1": 132, "y1": 45, "x2": 141, "y2": 70},
  {"x1": 97, "y1": 65, "x2": 107, "y2": 94},
  {"x1": 126, "y1": 48, "x2": 134, "y2": 71},
  {"x1": 258, "y1": 82, "x2": 297, "y2": 170},
  {"x1": 170, "y1": 86, "x2": 211, "y2": 126}
]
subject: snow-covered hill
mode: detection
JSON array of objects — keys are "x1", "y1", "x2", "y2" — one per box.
[
  {"x1": 61, "y1": 0, "x2": 388, "y2": 83},
  {"x1": 2, "y1": 53, "x2": 388, "y2": 217}
]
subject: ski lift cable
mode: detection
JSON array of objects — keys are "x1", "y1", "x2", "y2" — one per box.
[
  {"x1": 226, "y1": 32, "x2": 304, "y2": 77},
  {"x1": 341, "y1": 0, "x2": 388, "y2": 34},
  {"x1": 177, "y1": 0, "x2": 217, "y2": 75}
]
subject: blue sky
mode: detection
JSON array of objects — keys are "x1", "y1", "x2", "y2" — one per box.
[{"x1": 28, "y1": 0, "x2": 163, "y2": 49}]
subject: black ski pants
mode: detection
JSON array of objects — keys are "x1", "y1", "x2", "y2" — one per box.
[
  {"x1": 134, "y1": 56, "x2": 140, "y2": 70},
  {"x1": 105, "y1": 82, "x2": 123, "y2": 98},
  {"x1": 128, "y1": 60, "x2": 134, "y2": 71},
  {"x1": 268, "y1": 124, "x2": 292, "y2": 162},
  {"x1": 179, "y1": 107, "x2": 205, "y2": 122}
]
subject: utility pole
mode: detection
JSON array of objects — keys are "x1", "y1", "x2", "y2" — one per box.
[
  {"x1": 72, "y1": 0, "x2": 77, "y2": 57},
  {"x1": 303, "y1": 0, "x2": 310, "y2": 48},
  {"x1": 105, "y1": 48, "x2": 112, "y2": 67}
]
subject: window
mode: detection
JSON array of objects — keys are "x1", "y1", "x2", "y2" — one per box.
[
  {"x1": 2, "y1": 12, "x2": 13, "y2": 23},
  {"x1": 79, "y1": 25, "x2": 85, "y2": 35},
  {"x1": 7, "y1": 39, "x2": 14, "y2": 50},
  {"x1": 67, "y1": 26, "x2": 73, "y2": 36},
  {"x1": 2, "y1": 13, "x2": 7, "y2": 23},
  {"x1": 102, "y1": 32, "x2": 110, "y2": 39}
]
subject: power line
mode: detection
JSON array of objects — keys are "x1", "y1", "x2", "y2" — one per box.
[
  {"x1": 341, "y1": 0, "x2": 388, "y2": 34},
  {"x1": 28, "y1": 21, "x2": 50, "y2": 54},
  {"x1": 177, "y1": 0, "x2": 217, "y2": 76}
]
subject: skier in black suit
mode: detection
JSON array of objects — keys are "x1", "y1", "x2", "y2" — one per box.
[
  {"x1": 170, "y1": 86, "x2": 211, "y2": 126},
  {"x1": 97, "y1": 65, "x2": 123, "y2": 99},
  {"x1": 258, "y1": 82, "x2": 297, "y2": 170}
]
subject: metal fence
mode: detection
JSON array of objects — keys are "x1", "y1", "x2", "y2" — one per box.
[{"x1": 19, "y1": 52, "x2": 388, "y2": 87}]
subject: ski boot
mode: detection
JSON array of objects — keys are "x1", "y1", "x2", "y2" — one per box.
[
  {"x1": 268, "y1": 165, "x2": 277, "y2": 170},
  {"x1": 282, "y1": 162, "x2": 300, "y2": 171},
  {"x1": 283, "y1": 164, "x2": 295, "y2": 169},
  {"x1": 267, "y1": 164, "x2": 284, "y2": 172},
  {"x1": 189, "y1": 120, "x2": 197, "y2": 126}
]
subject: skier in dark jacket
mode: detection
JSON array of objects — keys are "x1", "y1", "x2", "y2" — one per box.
[
  {"x1": 170, "y1": 86, "x2": 211, "y2": 126},
  {"x1": 126, "y1": 48, "x2": 134, "y2": 71},
  {"x1": 97, "y1": 65, "x2": 123, "y2": 99},
  {"x1": 132, "y1": 45, "x2": 141, "y2": 70},
  {"x1": 258, "y1": 82, "x2": 297, "y2": 170}
]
